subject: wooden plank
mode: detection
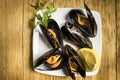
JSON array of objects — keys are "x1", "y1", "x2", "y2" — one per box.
[
  {"x1": 23, "y1": 0, "x2": 54, "y2": 80},
  {"x1": 5, "y1": 0, "x2": 23, "y2": 80},
  {"x1": 54, "y1": 0, "x2": 84, "y2": 8},
  {"x1": 0, "y1": 0, "x2": 7, "y2": 80},
  {"x1": 23, "y1": 0, "x2": 39, "y2": 79},
  {"x1": 116, "y1": 0, "x2": 120, "y2": 80},
  {"x1": 0, "y1": 0, "x2": 118, "y2": 80},
  {"x1": 85, "y1": 0, "x2": 117, "y2": 80}
]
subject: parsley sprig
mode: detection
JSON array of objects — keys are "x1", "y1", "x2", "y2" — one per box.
[{"x1": 30, "y1": 1, "x2": 57, "y2": 28}]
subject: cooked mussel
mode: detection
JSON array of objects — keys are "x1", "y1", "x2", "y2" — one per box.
[
  {"x1": 34, "y1": 48, "x2": 68, "y2": 70},
  {"x1": 40, "y1": 19, "x2": 63, "y2": 48},
  {"x1": 84, "y1": 3, "x2": 97, "y2": 37},
  {"x1": 61, "y1": 22, "x2": 92, "y2": 48},
  {"x1": 68, "y1": 4, "x2": 97, "y2": 37},
  {"x1": 64, "y1": 45, "x2": 86, "y2": 79}
]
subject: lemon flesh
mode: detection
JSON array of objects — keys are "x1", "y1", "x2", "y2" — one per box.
[{"x1": 77, "y1": 48, "x2": 100, "y2": 72}]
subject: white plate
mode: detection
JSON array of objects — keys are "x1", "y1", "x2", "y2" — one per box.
[{"x1": 33, "y1": 8, "x2": 102, "y2": 76}]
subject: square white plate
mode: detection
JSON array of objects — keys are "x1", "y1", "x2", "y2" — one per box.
[{"x1": 33, "y1": 8, "x2": 102, "y2": 76}]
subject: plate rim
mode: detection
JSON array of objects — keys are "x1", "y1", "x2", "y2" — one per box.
[{"x1": 33, "y1": 8, "x2": 102, "y2": 77}]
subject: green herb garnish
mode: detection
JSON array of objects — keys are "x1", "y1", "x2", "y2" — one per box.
[
  {"x1": 29, "y1": 18, "x2": 36, "y2": 29},
  {"x1": 30, "y1": 1, "x2": 57, "y2": 29}
]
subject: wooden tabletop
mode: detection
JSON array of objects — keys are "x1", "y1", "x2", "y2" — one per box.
[{"x1": 0, "y1": 0, "x2": 120, "y2": 80}]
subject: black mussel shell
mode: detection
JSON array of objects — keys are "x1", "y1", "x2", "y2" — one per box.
[
  {"x1": 40, "y1": 19, "x2": 63, "y2": 48},
  {"x1": 68, "y1": 8, "x2": 97, "y2": 37},
  {"x1": 45, "y1": 51, "x2": 68, "y2": 69},
  {"x1": 34, "y1": 48, "x2": 68, "y2": 70},
  {"x1": 34, "y1": 48, "x2": 58, "y2": 68},
  {"x1": 61, "y1": 22, "x2": 92, "y2": 48},
  {"x1": 65, "y1": 62, "x2": 76, "y2": 80},
  {"x1": 48, "y1": 19, "x2": 63, "y2": 48},
  {"x1": 65, "y1": 44, "x2": 86, "y2": 78},
  {"x1": 84, "y1": 3, "x2": 97, "y2": 37}
]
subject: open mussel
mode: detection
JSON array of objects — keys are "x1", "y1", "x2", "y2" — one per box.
[
  {"x1": 84, "y1": 3, "x2": 97, "y2": 37},
  {"x1": 61, "y1": 22, "x2": 92, "y2": 48},
  {"x1": 40, "y1": 19, "x2": 63, "y2": 48},
  {"x1": 68, "y1": 3, "x2": 97, "y2": 37},
  {"x1": 34, "y1": 48, "x2": 68, "y2": 70},
  {"x1": 64, "y1": 45, "x2": 86, "y2": 79}
]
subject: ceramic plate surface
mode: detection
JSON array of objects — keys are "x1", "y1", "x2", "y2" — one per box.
[{"x1": 33, "y1": 8, "x2": 102, "y2": 76}]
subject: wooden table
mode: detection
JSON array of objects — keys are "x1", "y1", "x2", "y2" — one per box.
[{"x1": 0, "y1": 0, "x2": 120, "y2": 80}]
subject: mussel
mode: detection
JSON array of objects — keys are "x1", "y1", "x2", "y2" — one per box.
[
  {"x1": 61, "y1": 22, "x2": 92, "y2": 48},
  {"x1": 34, "y1": 48, "x2": 68, "y2": 70},
  {"x1": 40, "y1": 19, "x2": 63, "y2": 49},
  {"x1": 64, "y1": 45, "x2": 86, "y2": 79},
  {"x1": 68, "y1": 3, "x2": 97, "y2": 37}
]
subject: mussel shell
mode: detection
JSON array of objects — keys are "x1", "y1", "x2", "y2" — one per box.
[
  {"x1": 68, "y1": 9, "x2": 97, "y2": 37},
  {"x1": 65, "y1": 62, "x2": 75, "y2": 80},
  {"x1": 61, "y1": 22, "x2": 92, "y2": 48},
  {"x1": 34, "y1": 48, "x2": 68, "y2": 70},
  {"x1": 48, "y1": 19, "x2": 63, "y2": 48},
  {"x1": 84, "y1": 3, "x2": 97, "y2": 37},
  {"x1": 40, "y1": 19, "x2": 63, "y2": 48},
  {"x1": 34, "y1": 48, "x2": 58, "y2": 68},
  {"x1": 40, "y1": 24, "x2": 56, "y2": 48},
  {"x1": 65, "y1": 45, "x2": 86, "y2": 77},
  {"x1": 45, "y1": 51, "x2": 68, "y2": 69}
]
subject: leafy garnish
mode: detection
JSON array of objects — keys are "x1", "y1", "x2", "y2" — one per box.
[
  {"x1": 29, "y1": 19, "x2": 36, "y2": 29},
  {"x1": 29, "y1": 1, "x2": 47, "y2": 9},
  {"x1": 40, "y1": 1, "x2": 47, "y2": 7},
  {"x1": 29, "y1": 3, "x2": 39, "y2": 9},
  {"x1": 30, "y1": 1, "x2": 57, "y2": 28},
  {"x1": 47, "y1": 2, "x2": 57, "y2": 13}
]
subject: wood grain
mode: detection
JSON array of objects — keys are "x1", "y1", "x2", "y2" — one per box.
[
  {"x1": 0, "y1": 0, "x2": 7, "y2": 80},
  {"x1": 23, "y1": 0, "x2": 41, "y2": 80},
  {"x1": 0, "y1": 0, "x2": 119, "y2": 80},
  {"x1": 6, "y1": 0, "x2": 23, "y2": 80},
  {"x1": 116, "y1": 0, "x2": 120, "y2": 80}
]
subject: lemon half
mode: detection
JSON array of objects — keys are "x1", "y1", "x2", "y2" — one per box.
[{"x1": 77, "y1": 48, "x2": 100, "y2": 72}]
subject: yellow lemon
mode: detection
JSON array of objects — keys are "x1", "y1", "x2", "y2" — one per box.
[{"x1": 77, "y1": 48, "x2": 100, "y2": 72}]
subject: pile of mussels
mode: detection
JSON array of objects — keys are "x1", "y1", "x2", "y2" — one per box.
[{"x1": 34, "y1": 3, "x2": 97, "y2": 80}]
